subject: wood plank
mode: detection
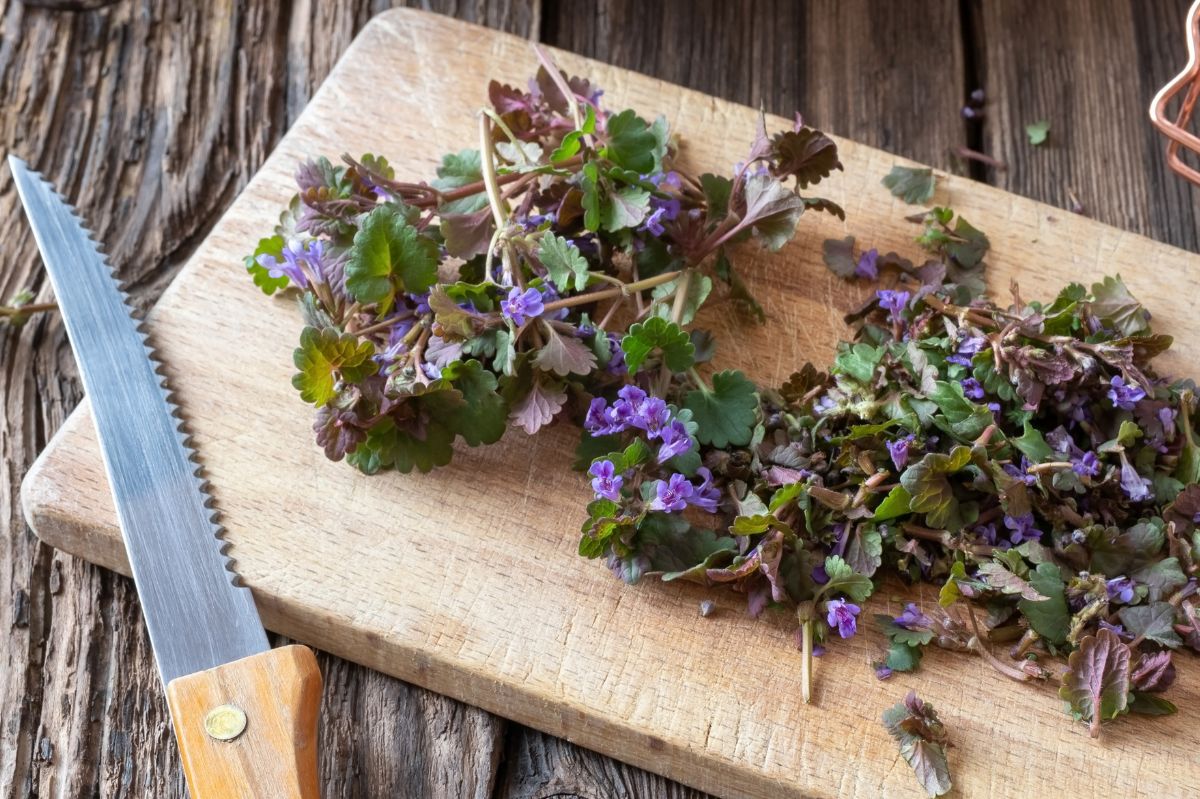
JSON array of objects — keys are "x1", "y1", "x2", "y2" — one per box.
[
  {"x1": 976, "y1": 0, "x2": 1200, "y2": 251},
  {"x1": 20, "y1": 9, "x2": 1200, "y2": 797},
  {"x1": 0, "y1": 2, "x2": 530, "y2": 796},
  {"x1": 544, "y1": 0, "x2": 967, "y2": 167}
]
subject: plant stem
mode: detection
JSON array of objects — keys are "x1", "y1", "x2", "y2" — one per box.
[
  {"x1": 0, "y1": 302, "x2": 57, "y2": 317},
  {"x1": 801, "y1": 620, "x2": 813, "y2": 703},
  {"x1": 479, "y1": 113, "x2": 510, "y2": 230},
  {"x1": 658, "y1": 270, "x2": 693, "y2": 395},
  {"x1": 965, "y1": 604, "x2": 1033, "y2": 683},
  {"x1": 541, "y1": 270, "x2": 683, "y2": 312}
]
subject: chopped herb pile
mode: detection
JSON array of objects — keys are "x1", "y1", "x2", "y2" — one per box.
[{"x1": 245, "y1": 60, "x2": 1200, "y2": 782}]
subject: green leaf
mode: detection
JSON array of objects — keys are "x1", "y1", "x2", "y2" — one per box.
[
  {"x1": 1128, "y1": 693, "x2": 1178, "y2": 716},
  {"x1": 899, "y1": 446, "x2": 972, "y2": 531},
  {"x1": 977, "y1": 561, "x2": 1048, "y2": 601},
  {"x1": 348, "y1": 414, "x2": 455, "y2": 474},
  {"x1": 1019, "y1": 562, "x2": 1071, "y2": 645},
  {"x1": 874, "y1": 484, "x2": 913, "y2": 521},
  {"x1": 1131, "y1": 557, "x2": 1187, "y2": 602},
  {"x1": 683, "y1": 370, "x2": 759, "y2": 448},
  {"x1": 819, "y1": 554, "x2": 874, "y2": 602},
  {"x1": 885, "y1": 641, "x2": 924, "y2": 672},
  {"x1": 439, "y1": 359, "x2": 507, "y2": 446},
  {"x1": 651, "y1": 274, "x2": 712, "y2": 326},
  {"x1": 603, "y1": 109, "x2": 659, "y2": 173},
  {"x1": 1090, "y1": 274, "x2": 1149, "y2": 336},
  {"x1": 1174, "y1": 399, "x2": 1200, "y2": 484},
  {"x1": 574, "y1": 430, "x2": 621, "y2": 471},
  {"x1": 533, "y1": 322, "x2": 597, "y2": 376},
  {"x1": 875, "y1": 614, "x2": 935, "y2": 647},
  {"x1": 1059, "y1": 628, "x2": 1130, "y2": 736},
  {"x1": 538, "y1": 234, "x2": 591, "y2": 293},
  {"x1": 1025, "y1": 119, "x2": 1050, "y2": 146},
  {"x1": 928, "y1": 380, "x2": 992, "y2": 442},
  {"x1": 700, "y1": 173, "x2": 732, "y2": 220},
  {"x1": 939, "y1": 561, "x2": 966, "y2": 607},
  {"x1": 844, "y1": 526, "x2": 883, "y2": 576},
  {"x1": 345, "y1": 205, "x2": 439, "y2": 309},
  {"x1": 946, "y1": 215, "x2": 990, "y2": 268},
  {"x1": 244, "y1": 235, "x2": 290, "y2": 295},
  {"x1": 432, "y1": 149, "x2": 488, "y2": 214},
  {"x1": 1012, "y1": 421, "x2": 1054, "y2": 464},
  {"x1": 292, "y1": 327, "x2": 378, "y2": 406},
  {"x1": 1118, "y1": 602, "x2": 1183, "y2": 648},
  {"x1": 881, "y1": 165, "x2": 936, "y2": 205},
  {"x1": 601, "y1": 184, "x2": 651, "y2": 231},
  {"x1": 620, "y1": 317, "x2": 695, "y2": 375},
  {"x1": 833, "y1": 342, "x2": 883, "y2": 383},
  {"x1": 581, "y1": 161, "x2": 602, "y2": 232}
]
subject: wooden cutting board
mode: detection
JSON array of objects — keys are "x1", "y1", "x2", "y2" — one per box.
[{"x1": 21, "y1": 9, "x2": 1200, "y2": 798}]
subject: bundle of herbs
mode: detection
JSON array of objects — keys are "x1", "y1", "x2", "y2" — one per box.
[{"x1": 244, "y1": 58, "x2": 1199, "y2": 793}]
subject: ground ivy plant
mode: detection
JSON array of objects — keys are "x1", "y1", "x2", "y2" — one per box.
[{"x1": 247, "y1": 59, "x2": 1200, "y2": 794}]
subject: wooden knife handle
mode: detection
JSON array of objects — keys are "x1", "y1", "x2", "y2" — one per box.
[{"x1": 166, "y1": 645, "x2": 322, "y2": 798}]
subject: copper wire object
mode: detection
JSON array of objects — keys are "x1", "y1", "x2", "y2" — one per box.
[{"x1": 1151, "y1": 0, "x2": 1200, "y2": 185}]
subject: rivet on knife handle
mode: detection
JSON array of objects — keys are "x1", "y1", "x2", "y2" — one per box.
[{"x1": 167, "y1": 646, "x2": 322, "y2": 798}]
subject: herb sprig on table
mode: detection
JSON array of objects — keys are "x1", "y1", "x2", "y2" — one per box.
[
  {"x1": 246, "y1": 60, "x2": 1199, "y2": 766},
  {"x1": 246, "y1": 57, "x2": 842, "y2": 474}
]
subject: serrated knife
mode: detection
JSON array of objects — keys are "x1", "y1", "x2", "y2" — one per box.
[{"x1": 10, "y1": 156, "x2": 322, "y2": 798}]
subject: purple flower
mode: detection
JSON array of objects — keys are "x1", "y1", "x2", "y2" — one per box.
[
  {"x1": 408, "y1": 291, "x2": 432, "y2": 315},
  {"x1": 894, "y1": 603, "x2": 931, "y2": 631},
  {"x1": 1107, "y1": 375, "x2": 1146, "y2": 411},
  {"x1": 656, "y1": 420, "x2": 693, "y2": 464},
  {"x1": 612, "y1": 385, "x2": 648, "y2": 427},
  {"x1": 690, "y1": 467, "x2": 721, "y2": 513},
  {"x1": 631, "y1": 397, "x2": 671, "y2": 438},
  {"x1": 257, "y1": 239, "x2": 325, "y2": 288},
  {"x1": 813, "y1": 394, "x2": 836, "y2": 415},
  {"x1": 887, "y1": 435, "x2": 914, "y2": 471},
  {"x1": 947, "y1": 334, "x2": 986, "y2": 367},
  {"x1": 1071, "y1": 451, "x2": 1100, "y2": 477},
  {"x1": 588, "y1": 459, "x2": 623, "y2": 502},
  {"x1": 1003, "y1": 513, "x2": 1042, "y2": 544},
  {"x1": 605, "y1": 334, "x2": 626, "y2": 375},
  {"x1": 1098, "y1": 620, "x2": 1128, "y2": 638},
  {"x1": 825, "y1": 598, "x2": 861, "y2": 638},
  {"x1": 640, "y1": 205, "x2": 669, "y2": 236},
  {"x1": 1106, "y1": 576, "x2": 1136, "y2": 604},
  {"x1": 875, "y1": 663, "x2": 894, "y2": 680},
  {"x1": 649, "y1": 473, "x2": 694, "y2": 513},
  {"x1": 973, "y1": 523, "x2": 999, "y2": 545},
  {"x1": 501, "y1": 286, "x2": 545, "y2": 327},
  {"x1": 1159, "y1": 407, "x2": 1178, "y2": 438},
  {"x1": 1003, "y1": 460, "x2": 1037, "y2": 487},
  {"x1": 1045, "y1": 426, "x2": 1074, "y2": 454},
  {"x1": 1119, "y1": 459, "x2": 1152, "y2": 502},
  {"x1": 584, "y1": 397, "x2": 624, "y2": 436},
  {"x1": 961, "y1": 377, "x2": 985, "y2": 400},
  {"x1": 855, "y1": 248, "x2": 879, "y2": 280},
  {"x1": 876, "y1": 289, "x2": 911, "y2": 323}
]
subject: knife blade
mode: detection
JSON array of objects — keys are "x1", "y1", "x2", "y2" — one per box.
[{"x1": 11, "y1": 155, "x2": 322, "y2": 798}]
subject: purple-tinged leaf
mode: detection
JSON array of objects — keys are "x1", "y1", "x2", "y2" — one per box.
[{"x1": 1058, "y1": 628, "x2": 1131, "y2": 737}]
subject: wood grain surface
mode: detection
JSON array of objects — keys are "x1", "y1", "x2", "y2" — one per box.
[
  {"x1": 3, "y1": 2, "x2": 1197, "y2": 798},
  {"x1": 17, "y1": 8, "x2": 1200, "y2": 798}
]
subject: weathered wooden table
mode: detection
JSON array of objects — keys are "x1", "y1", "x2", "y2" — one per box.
[{"x1": 2, "y1": 1, "x2": 1197, "y2": 796}]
